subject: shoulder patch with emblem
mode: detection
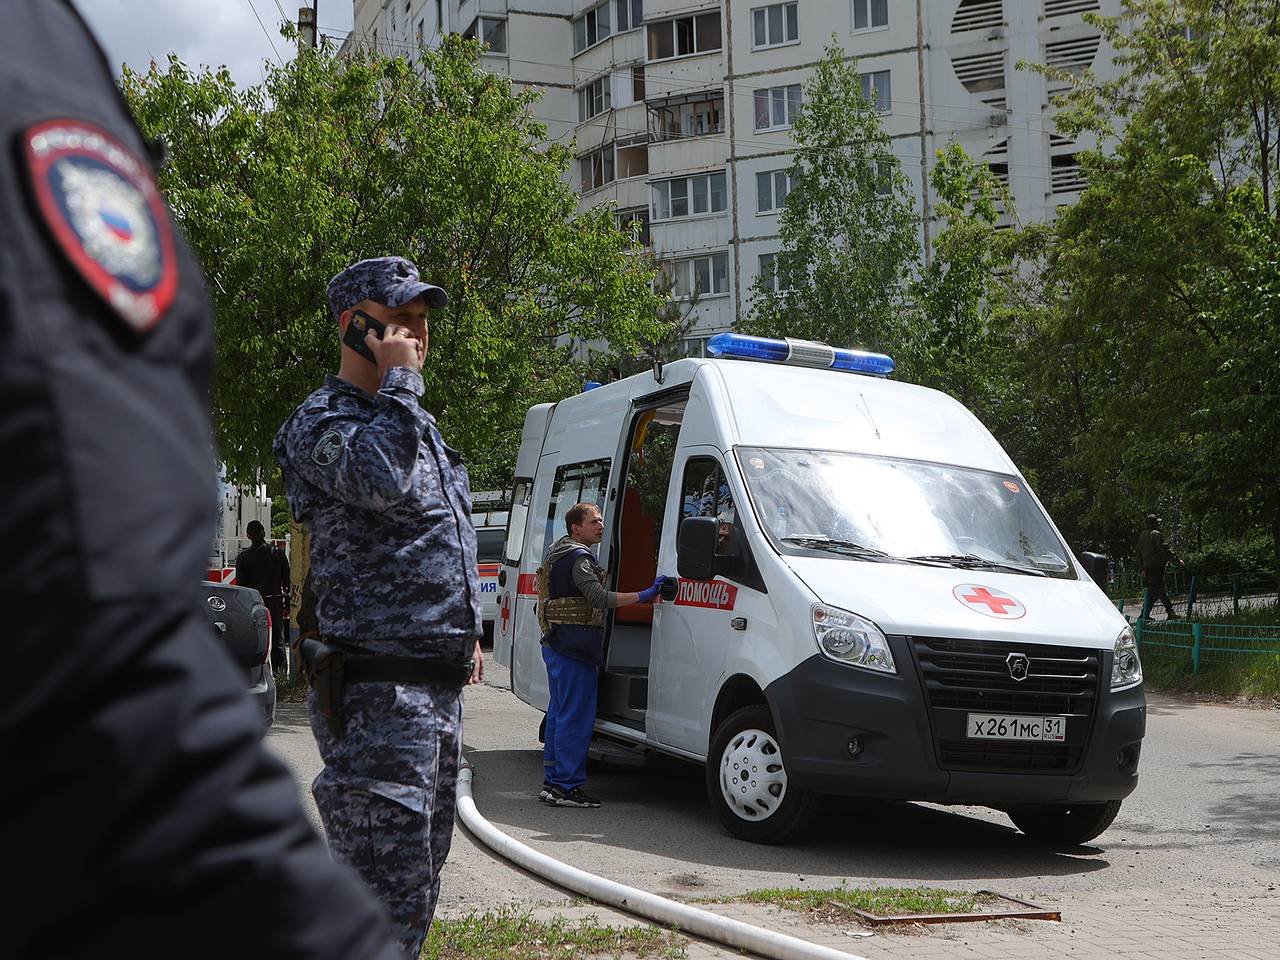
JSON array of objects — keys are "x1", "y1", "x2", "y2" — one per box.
[
  {"x1": 22, "y1": 118, "x2": 178, "y2": 333},
  {"x1": 312, "y1": 429, "x2": 344, "y2": 466}
]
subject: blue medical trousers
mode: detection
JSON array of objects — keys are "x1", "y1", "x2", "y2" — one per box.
[{"x1": 541, "y1": 644, "x2": 598, "y2": 792}]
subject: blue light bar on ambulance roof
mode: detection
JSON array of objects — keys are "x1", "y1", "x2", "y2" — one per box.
[{"x1": 705, "y1": 333, "x2": 895, "y2": 377}]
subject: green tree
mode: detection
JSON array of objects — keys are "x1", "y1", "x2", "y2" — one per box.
[
  {"x1": 122, "y1": 34, "x2": 665, "y2": 489},
  {"x1": 1026, "y1": 0, "x2": 1280, "y2": 575},
  {"x1": 744, "y1": 41, "x2": 921, "y2": 358}
]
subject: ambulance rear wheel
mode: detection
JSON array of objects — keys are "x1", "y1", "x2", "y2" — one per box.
[{"x1": 706, "y1": 705, "x2": 818, "y2": 845}]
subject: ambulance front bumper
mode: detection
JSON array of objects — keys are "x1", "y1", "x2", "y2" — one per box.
[{"x1": 765, "y1": 641, "x2": 1145, "y2": 806}]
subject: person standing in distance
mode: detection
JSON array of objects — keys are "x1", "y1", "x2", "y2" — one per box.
[
  {"x1": 1138, "y1": 513, "x2": 1183, "y2": 620},
  {"x1": 0, "y1": 3, "x2": 399, "y2": 957},
  {"x1": 235, "y1": 519, "x2": 291, "y2": 672},
  {"x1": 274, "y1": 256, "x2": 484, "y2": 955},
  {"x1": 539, "y1": 503, "x2": 665, "y2": 808}
]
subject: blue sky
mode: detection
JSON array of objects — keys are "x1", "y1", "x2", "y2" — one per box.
[{"x1": 74, "y1": 0, "x2": 355, "y2": 88}]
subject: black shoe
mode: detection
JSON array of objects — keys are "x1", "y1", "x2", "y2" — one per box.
[
  {"x1": 550, "y1": 785, "x2": 601, "y2": 808},
  {"x1": 537, "y1": 782, "x2": 554, "y2": 803}
]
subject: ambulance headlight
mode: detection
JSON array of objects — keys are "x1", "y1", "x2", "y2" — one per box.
[
  {"x1": 1111, "y1": 626, "x2": 1143, "y2": 690},
  {"x1": 812, "y1": 604, "x2": 896, "y2": 674}
]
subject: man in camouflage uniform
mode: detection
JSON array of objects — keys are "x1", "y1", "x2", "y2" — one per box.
[{"x1": 274, "y1": 256, "x2": 484, "y2": 955}]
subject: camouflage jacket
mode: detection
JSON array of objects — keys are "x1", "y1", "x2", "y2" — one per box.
[{"x1": 274, "y1": 369, "x2": 480, "y2": 658}]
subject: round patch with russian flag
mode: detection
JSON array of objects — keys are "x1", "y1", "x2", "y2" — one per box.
[
  {"x1": 953, "y1": 583, "x2": 1026, "y2": 620},
  {"x1": 23, "y1": 119, "x2": 177, "y2": 333}
]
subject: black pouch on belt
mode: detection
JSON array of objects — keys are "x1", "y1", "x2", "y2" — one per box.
[{"x1": 298, "y1": 637, "x2": 346, "y2": 738}]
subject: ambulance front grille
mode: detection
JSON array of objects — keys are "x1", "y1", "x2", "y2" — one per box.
[{"x1": 911, "y1": 636, "x2": 1101, "y2": 774}]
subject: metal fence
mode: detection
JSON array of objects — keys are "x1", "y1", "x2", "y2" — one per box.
[
  {"x1": 1131, "y1": 617, "x2": 1280, "y2": 676},
  {"x1": 1112, "y1": 570, "x2": 1278, "y2": 620}
]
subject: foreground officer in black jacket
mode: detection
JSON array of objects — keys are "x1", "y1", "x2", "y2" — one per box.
[{"x1": 0, "y1": 3, "x2": 400, "y2": 957}]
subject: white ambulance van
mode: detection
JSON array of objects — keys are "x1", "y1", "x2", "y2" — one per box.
[
  {"x1": 494, "y1": 334, "x2": 1145, "y2": 845},
  {"x1": 470, "y1": 491, "x2": 510, "y2": 641}
]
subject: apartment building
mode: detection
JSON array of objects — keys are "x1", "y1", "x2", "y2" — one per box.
[{"x1": 351, "y1": 1, "x2": 1121, "y2": 349}]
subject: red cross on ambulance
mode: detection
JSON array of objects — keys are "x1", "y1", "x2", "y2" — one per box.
[{"x1": 953, "y1": 583, "x2": 1026, "y2": 619}]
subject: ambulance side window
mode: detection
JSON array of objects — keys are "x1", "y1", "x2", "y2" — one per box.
[
  {"x1": 681, "y1": 458, "x2": 766, "y2": 591},
  {"x1": 503, "y1": 479, "x2": 532, "y2": 566},
  {"x1": 543, "y1": 459, "x2": 611, "y2": 559}
]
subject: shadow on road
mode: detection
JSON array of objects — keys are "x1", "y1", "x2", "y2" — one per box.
[{"x1": 463, "y1": 745, "x2": 1110, "y2": 883}]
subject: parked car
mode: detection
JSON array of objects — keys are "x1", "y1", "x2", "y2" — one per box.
[{"x1": 202, "y1": 581, "x2": 276, "y2": 726}]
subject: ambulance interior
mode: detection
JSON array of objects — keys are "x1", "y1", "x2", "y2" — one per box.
[{"x1": 600, "y1": 398, "x2": 751, "y2": 727}]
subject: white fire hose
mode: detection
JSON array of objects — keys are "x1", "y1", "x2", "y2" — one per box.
[{"x1": 456, "y1": 764, "x2": 866, "y2": 960}]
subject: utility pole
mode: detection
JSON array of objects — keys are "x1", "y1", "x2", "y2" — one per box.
[{"x1": 298, "y1": 4, "x2": 317, "y2": 48}]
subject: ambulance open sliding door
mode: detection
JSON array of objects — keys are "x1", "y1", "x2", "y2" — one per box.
[
  {"x1": 509, "y1": 458, "x2": 612, "y2": 708},
  {"x1": 494, "y1": 478, "x2": 531, "y2": 671}
]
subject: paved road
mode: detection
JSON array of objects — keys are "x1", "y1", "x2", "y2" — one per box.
[{"x1": 267, "y1": 662, "x2": 1280, "y2": 956}]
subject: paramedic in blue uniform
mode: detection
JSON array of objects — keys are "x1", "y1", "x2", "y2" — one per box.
[
  {"x1": 274, "y1": 256, "x2": 485, "y2": 955},
  {"x1": 0, "y1": 3, "x2": 399, "y2": 957},
  {"x1": 540, "y1": 502, "x2": 664, "y2": 808}
]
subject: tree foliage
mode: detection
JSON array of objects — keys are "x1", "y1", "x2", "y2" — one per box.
[
  {"x1": 1029, "y1": 0, "x2": 1280, "y2": 570},
  {"x1": 745, "y1": 42, "x2": 920, "y2": 358},
  {"x1": 122, "y1": 34, "x2": 665, "y2": 488}
]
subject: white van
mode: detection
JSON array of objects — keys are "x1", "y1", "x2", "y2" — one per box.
[
  {"x1": 494, "y1": 335, "x2": 1145, "y2": 845},
  {"x1": 470, "y1": 491, "x2": 510, "y2": 640}
]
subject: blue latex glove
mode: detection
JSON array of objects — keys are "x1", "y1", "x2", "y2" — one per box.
[{"x1": 637, "y1": 575, "x2": 667, "y2": 603}]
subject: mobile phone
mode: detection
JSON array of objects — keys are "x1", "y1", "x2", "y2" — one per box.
[{"x1": 342, "y1": 308, "x2": 385, "y2": 364}]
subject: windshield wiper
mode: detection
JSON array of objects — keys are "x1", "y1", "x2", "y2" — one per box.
[
  {"x1": 782, "y1": 535, "x2": 894, "y2": 560},
  {"x1": 907, "y1": 553, "x2": 1047, "y2": 577}
]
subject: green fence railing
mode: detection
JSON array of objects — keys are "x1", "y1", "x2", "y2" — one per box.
[
  {"x1": 1130, "y1": 617, "x2": 1280, "y2": 675},
  {"x1": 1112, "y1": 571, "x2": 1278, "y2": 620}
]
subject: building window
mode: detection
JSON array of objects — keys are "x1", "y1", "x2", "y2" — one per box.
[
  {"x1": 756, "y1": 169, "x2": 792, "y2": 213},
  {"x1": 661, "y1": 253, "x2": 730, "y2": 298},
  {"x1": 416, "y1": 17, "x2": 425, "y2": 44},
  {"x1": 852, "y1": 0, "x2": 888, "y2": 32},
  {"x1": 647, "y1": 94, "x2": 724, "y2": 141},
  {"x1": 579, "y1": 75, "x2": 612, "y2": 121},
  {"x1": 436, "y1": 0, "x2": 443, "y2": 32},
  {"x1": 647, "y1": 11, "x2": 721, "y2": 60},
  {"x1": 651, "y1": 172, "x2": 727, "y2": 221},
  {"x1": 874, "y1": 159, "x2": 894, "y2": 196},
  {"x1": 859, "y1": 69, "x2": 891, "y2": 112},
  {"x1": 574, "y1": 2, "x2": 612, "y2": 54},
  {"x1": 758, "y1": 252, "x2": 790, "y2": 293},
  {"x1": 752, "y1": 3, "x2": 799, "y2": 48},
  {"x1": 464, "y1": 17, "x2": 507, "y2": 53},
  {"x1": 753, "y1": 84, "x2": 802, "y2": 130},
  {"x1": 617, "y1": 207, "x2": 651, "y2": 246},
  {"x1": 580, "y1": 145, "x2": 616, "y2": 192},
  {"x1": 616, "y1": 0, "x2": 644, "y2": 33},
  {"x1": 632, "y1": 65, "x2": 646, "y2": 101},
  {"x1": 616, "y1": 141, "x2": 649, "y2": 178}
]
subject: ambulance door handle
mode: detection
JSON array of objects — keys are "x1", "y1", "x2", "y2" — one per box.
[{"x1": 730, "y1": 618, "x2": 747, "y2": 631}]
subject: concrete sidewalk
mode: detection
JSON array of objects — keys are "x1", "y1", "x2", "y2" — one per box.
[{"x1": 527, "y1": 885, "x2": 1279, "y2": 960}]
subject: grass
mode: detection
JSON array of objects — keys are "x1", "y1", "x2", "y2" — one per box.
[
  {"x1": 1136, "y1": 602, "x2": 1280, "y2": 701},
  {"x1": 421, "y1": 909, "x2": 685, "y2": 960},
  {"x1": 710, "y1": 886, "x2": 999, "y2": 921},
  {"x1": 275, "y1": 669, "x2": 308, "y2": 703}
]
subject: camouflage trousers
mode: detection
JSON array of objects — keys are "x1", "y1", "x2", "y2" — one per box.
[{"x1": 309, "y1": 681, "x2": 463, "y2": 957}]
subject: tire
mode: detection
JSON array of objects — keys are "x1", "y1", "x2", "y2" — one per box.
[
  {"x1": 1008, "y1": 799, "x2": 1123, "y2": 846},
  {"x1": 705, "y1": 705, "x2": 819, "y2": 844}
]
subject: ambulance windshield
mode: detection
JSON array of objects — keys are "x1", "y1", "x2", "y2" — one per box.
[{"x1": 736, "y1": 448, "x2": 1074, "y2": 579}]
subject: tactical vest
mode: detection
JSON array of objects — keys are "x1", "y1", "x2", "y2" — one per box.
[{"x1": 540, "y1": 547, "x2": 606, "y2": 666}]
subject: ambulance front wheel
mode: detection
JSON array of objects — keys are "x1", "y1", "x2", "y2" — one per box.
[
  {"x1": 706, "y1": 705, "x2": 819, "y2": 845},
  {"x1": 1007, "y1": 799, "x2": 1123, "y2": 846}
]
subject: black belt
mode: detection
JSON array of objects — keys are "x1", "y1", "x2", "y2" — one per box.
[{"x1": 342, "y1": 655, "x2": 473, "y2": 687}]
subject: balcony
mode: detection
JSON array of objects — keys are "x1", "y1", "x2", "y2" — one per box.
[{"x1": 646, "y1": 92, "x2": 725, "y2": 143}]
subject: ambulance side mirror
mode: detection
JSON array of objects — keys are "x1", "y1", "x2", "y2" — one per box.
[
  {"x1": 677, "y1": 517, "x2": 718, "y2": 581},
  {"x1": 1079, "y1": 551, "x2": 1110, "y2": 588}
]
